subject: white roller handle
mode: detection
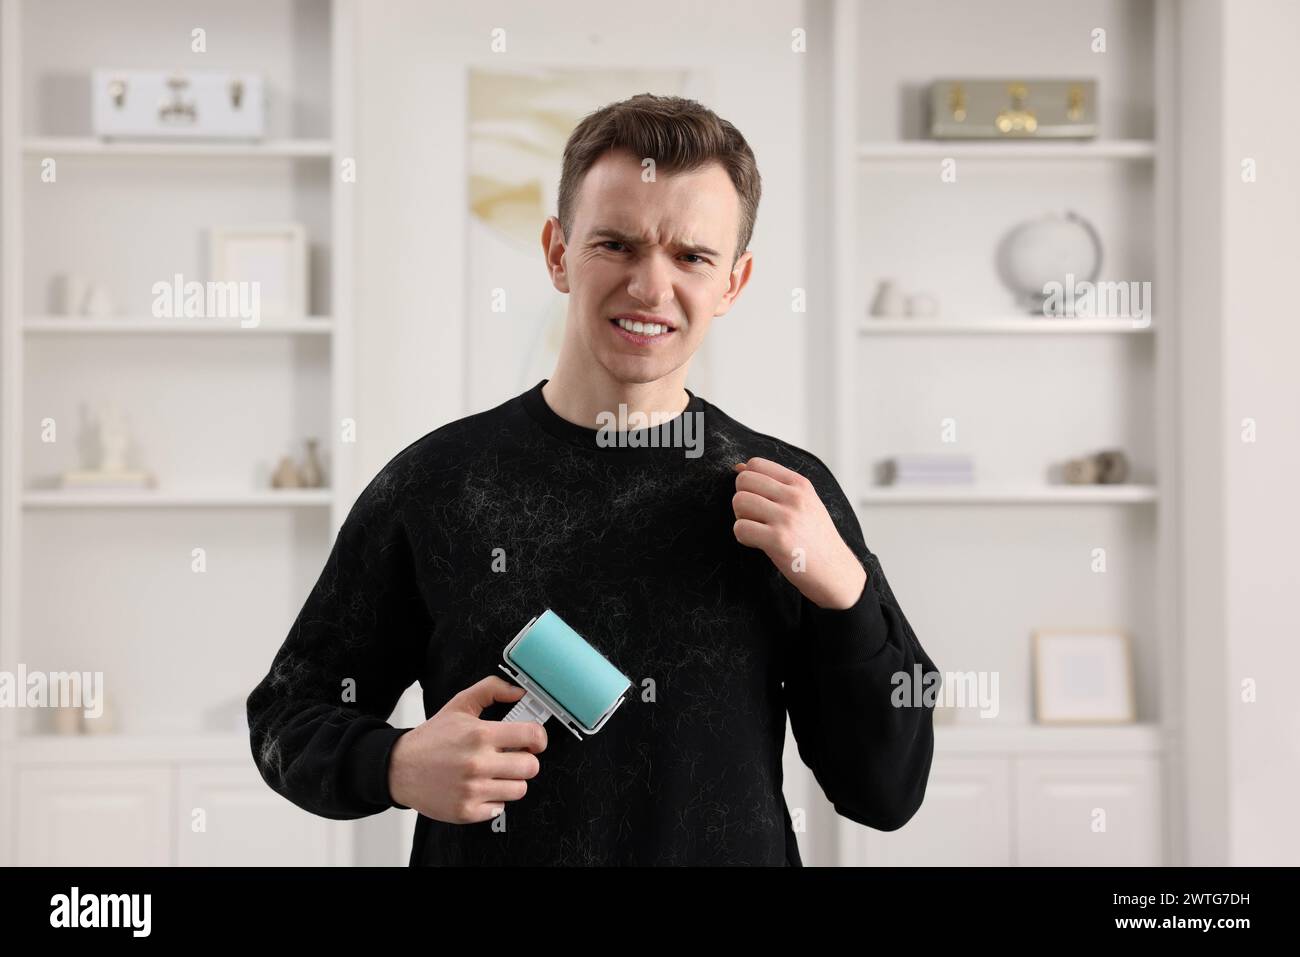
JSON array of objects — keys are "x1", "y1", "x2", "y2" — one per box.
[{"x1": 501, "y1": 690, "x2": 550, "y2": 751}]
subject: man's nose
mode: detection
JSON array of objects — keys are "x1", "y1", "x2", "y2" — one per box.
[{"x1": 626, "y1": 253, "x2": 675, "y2": 308}]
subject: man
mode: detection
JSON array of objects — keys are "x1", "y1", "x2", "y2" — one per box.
[{"x1": 247, "y1": 93, "x2": 938, "y2": 866}]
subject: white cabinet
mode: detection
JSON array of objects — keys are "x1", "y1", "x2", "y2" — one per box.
[
  {"x1": 177, "y1": 765, "x2": 345, "y2": 866},
  {"x1": 847, "y1": 745, "x2": 1164, "y2": 866},
  {"x1": 857, "y1": 758, "x2": 1012, "y2": 866},
  {"x1": 18, "y1": 767, "x2": 171, "y2": 866},
  {"x1": 15, "y1": 756, "x2": 350, "y2": 866},
  {"x1": 1015, "y1": 757, "x2": 1162, "y2": 866}
]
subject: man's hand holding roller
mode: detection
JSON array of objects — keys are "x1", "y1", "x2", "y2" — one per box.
[{"x1": 388, "y1": 676, "x2": 547, "y2": 824}]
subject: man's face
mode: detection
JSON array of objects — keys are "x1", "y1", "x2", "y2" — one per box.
[{"x1": 543, "y1": 148, "x2": 753, "y2": 386}]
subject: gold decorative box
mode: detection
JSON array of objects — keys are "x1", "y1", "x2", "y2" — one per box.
[{"x1": 928, "y1": 78, "x2": 1098, "y2": 139}]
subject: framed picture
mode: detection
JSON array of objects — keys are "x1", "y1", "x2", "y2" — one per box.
[
  {"x1": 1032, "y1": 628, "x2": 1136, "y2": 724},
  {"x1": 209, "y1": 223, "x2": 308, "y2": 318}
]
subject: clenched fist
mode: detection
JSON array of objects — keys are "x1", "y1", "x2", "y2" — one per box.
[{"x1": 731, "y1": 456, "x2": 868, "y2": 610}]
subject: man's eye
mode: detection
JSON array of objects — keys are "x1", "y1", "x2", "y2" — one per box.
[{"x1": 598, "y1": 242, "x2": 705, "y2": 264}]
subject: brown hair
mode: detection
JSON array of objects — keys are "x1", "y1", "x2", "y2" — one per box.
[{"x1": 556, "y1": 93, "x2": 762, "y2": 266}]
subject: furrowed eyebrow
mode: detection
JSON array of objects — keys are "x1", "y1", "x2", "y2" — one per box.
[{"x1": 588, "y1": 227, "x2": 720, "y2": 259}]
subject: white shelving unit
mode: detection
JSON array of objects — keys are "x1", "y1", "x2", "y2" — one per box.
[
  {"x1": 934, "y1": 722, "x2": 1163, "y2": 755},
  {"x1": 814, "y1": 0, "x2": 1181, "y2": 865},
  {"x1": 0, "y1": 0, "x2": 358, "y2": 866},
  {"x1": 22, "y1": 137, "x2": 333, "y2": 158},
  {"x1": 859, "y1": 316, "x2": 1153, "y2": 334},
  {"x1": 22, "y1": 489, "x2": 334, "y2": 508},
  {"x1": 24, "y1": 316, "x2": 334, "y2": 334},
  {"x1": 856, "y1": 139, "x2": 1157, "y2": 161},
  {"x1": 858, "y1": 484, "x2": 1158, "y2": 505}
]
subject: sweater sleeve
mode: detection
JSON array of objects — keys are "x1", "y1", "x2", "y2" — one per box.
[
  {"x1": 782, "y1": 458, "x2": 940, "y2": 832},
  {"x1": 246, "y1": 459, "x2": 434, "y2": 820}
]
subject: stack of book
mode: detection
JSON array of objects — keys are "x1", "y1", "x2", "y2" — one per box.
[{"x1": 876, "y1": 454, "x2": 975, "y2": 485}]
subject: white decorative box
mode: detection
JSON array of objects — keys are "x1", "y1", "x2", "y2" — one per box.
[{"x1": 91, "y1": 69, "x2": 265, "y2": 140}]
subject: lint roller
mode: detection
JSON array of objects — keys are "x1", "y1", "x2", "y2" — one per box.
[{"x1": 498, "y1": 609, "x2": 631, "y2": 742}]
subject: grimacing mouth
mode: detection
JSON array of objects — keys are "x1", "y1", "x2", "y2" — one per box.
[{"x1": 608, "y1": 313, "x2": 679, "y2": 336}]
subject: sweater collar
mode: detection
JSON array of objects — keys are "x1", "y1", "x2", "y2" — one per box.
[{"x1": 519, "y1": 379, "x2": 707, "y2": 462}]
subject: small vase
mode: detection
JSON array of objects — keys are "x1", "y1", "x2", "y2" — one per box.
[
  {"x1": 272, "y1": 455, "x2": 301, "y2": 488},
  {"x1": 82, "y1": 281, "x2": 116, "y2": 317},
  {"x1": 1096, "y1": 449, "x2": 1129, "y2": 484},
  {"x1": 868, "y1": 278, "x2": 906, "y2": 317},
  {"x1": 52, "y1": 705, "x2": 84, "y2": 735},
  {"x1": 298, "y1": 438, "x2": 324, "y2": 488},
  {"x1": 84, "y1": 698, "x2": 115, "y2": 735}
]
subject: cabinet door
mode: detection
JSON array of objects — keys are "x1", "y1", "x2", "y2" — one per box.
[
  {"x1": 1014, "y1": 756, "x2": 1162, "y2": 865},
  {"x1": 851, "y1": 756, "x2": 1012, "y2": 866},
  {"x1": 176, "y1": 764, "x2": 348, "y2": 866},
  {"x1": 18, "y1": 767, "x2": 172, "y2": 866}
]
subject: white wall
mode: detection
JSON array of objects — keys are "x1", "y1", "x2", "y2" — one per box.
[
  {"x1": 1179, "y1": 0, "x2": 1300, "y2": 866},
  {"x1": 1176, "y1": 0, "x2": 1228, "y2": 868},
  {"x1": 354, "y1": 0, "x2": 812, "y2": 476},
  {"x1": 352, "y1": 0, "x2": 821, "y2": 864},
  {"x1": 1219, "y1": 0, "x2": 1300, "y2": 866}
]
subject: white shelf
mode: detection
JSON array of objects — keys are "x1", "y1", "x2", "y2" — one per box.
[
  {"x1": 860, "y1": 317, "x2": 1154, "y2": 334},
  {"x1": 822, "y1": 0, "x2": 1179, "y2": 868},
  {"x1": 933, "y1": 722, "x2": 1164, "y2": 754},
  {"x1": 0, "y1": 0, "x2": 358, "y2": 869},
  {"x1": 857, "y1": 140, "x2": 1156, "y2": 161},
  {"x1": 22, "y1": 137, "x2": 332, "y2": 159},
  {"x1": 24, "y1": 316, "x2": 333, "y2": 335},
  {"x1": 860, "y1": 484, "x2": 1158, "y2": 505},
  {"x1": 15, "y1": 732, "x2": 251, "y2": 765},
  {"x1": 23, "y1": 489, "x2": 332, "y2": 508}
]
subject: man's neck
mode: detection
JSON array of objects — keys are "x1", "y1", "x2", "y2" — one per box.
[{"x1": 541, "y1": 369, "x2": 690, "y2": 431}]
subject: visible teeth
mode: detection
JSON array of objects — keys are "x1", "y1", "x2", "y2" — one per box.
[{"x1": 616, "y1": 318, "x2": 669, "y2": 337}]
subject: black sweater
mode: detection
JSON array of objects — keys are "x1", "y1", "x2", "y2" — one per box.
[{"x1": 246, "y1": 379, "x2": 938, "y2": 866}]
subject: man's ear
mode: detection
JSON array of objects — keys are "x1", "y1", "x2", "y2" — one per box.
[
  {"x1": 542, "y1": 216, "x2": 570, "y2": 294},
  {"x1": 713, "y1": 249, "x2": 754, "y2": 318}
]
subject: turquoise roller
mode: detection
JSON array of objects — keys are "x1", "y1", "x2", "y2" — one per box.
[{"x1": 499, "y1": 609, "x2": 631, "y2": 741}]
